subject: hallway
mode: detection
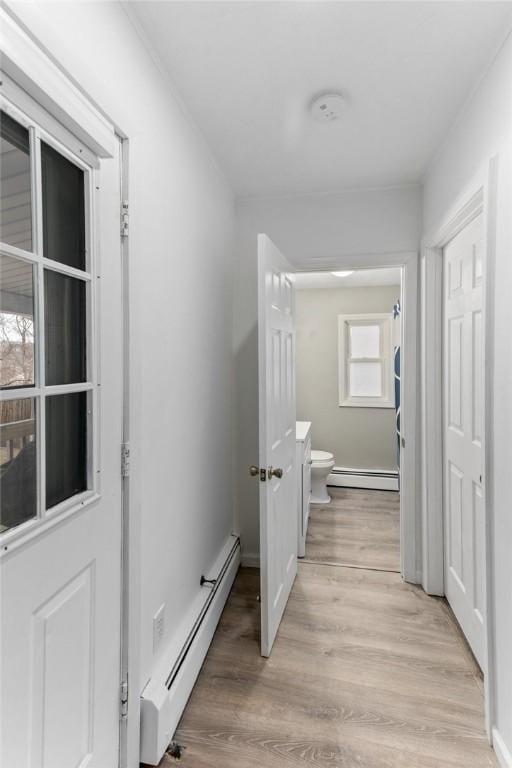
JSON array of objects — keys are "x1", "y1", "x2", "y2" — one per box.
[
  {"x1": 3, "y1": 5, "x2": 512, "y2": 767},
  {"x1": 152, "y1": 491, "x2": 495, "y2": 768}
]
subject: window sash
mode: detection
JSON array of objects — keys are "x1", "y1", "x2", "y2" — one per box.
[
  {"x1": 338, "y1": 313, "x2": 394, "y2": 408},
  {"x1": 0, "y1": 93, "x2": 98, "y2": 544}
]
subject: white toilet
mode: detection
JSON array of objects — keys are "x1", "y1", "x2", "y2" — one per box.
[{"x1": 310, "y1": 450, "x2": 335, "y2": 504}]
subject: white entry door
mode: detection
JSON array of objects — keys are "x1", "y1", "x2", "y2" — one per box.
[
  {"x1": 0, "y1": 95, "x2": 123, "y2": 767},
  {"x1": 443, "y1": 212, "x2": 485, "y2": 668},
  {"x1": 258, "y1": 234, "x2": 297, "y2": 657}
]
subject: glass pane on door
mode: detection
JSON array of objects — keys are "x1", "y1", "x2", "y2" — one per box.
[
  {"x1": 0, "y1": 111, "x2": 32, "y2": 251},
  {"x1": 41, "y1": 141, "x2": 85, "y2": 270},
  {"x1": 44, "y1": 270, "x2": 86, "y2": 385},
  {"x1": 0, "y1": 255, "x2": 35, "y2": 388},
  {"x1": 0, "y1": 397, "x2": 37, "y2": 531},
  {"x1": 46, "y1": 392, "x2": 87, "y2": 509}
]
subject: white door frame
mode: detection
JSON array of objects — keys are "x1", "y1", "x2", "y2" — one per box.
[
  {"x1": 421, "y1": 157, "x2": 499, "y2": 739},
  {"x1": 294, "y1": 250, "x2": 419, "y2": 584},
  {"x1": 0, "y1": 9, "x2": 142, "y2": 767},
  {"x1": 117, "y1": 135, "x2": 143, "y2": 768}
]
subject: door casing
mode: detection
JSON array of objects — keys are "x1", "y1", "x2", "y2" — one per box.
[
  {"x1": 294, "y1": 250, "x2": 419, "y2": 584},
  {"x1": 421, "y1": 158, "x2": 499, "y2": 740}
]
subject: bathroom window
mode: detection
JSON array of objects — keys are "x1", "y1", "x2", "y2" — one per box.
[{"x1": 338, "y1": 313, "x2": 394, "y2": 408}]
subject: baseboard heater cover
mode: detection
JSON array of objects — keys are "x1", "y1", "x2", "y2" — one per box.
[
  {"x1": 140, "y1": 536, "x2": 241, "y2": 765},
  {"x1": 328, "y1": 467, "x2": 399, "y2": 491}
]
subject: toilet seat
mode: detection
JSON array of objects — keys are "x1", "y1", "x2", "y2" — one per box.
[{"x1": 311, "y1": 450, "x2": 334, "y2": 464}]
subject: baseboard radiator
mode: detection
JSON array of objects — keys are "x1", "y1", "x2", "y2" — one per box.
[
  {"x1": 328, "y1": 467, "x2": 399, "y2": 492},
  {"x1": 140, "y1": 535, "x2": 241, "y2": 765}
]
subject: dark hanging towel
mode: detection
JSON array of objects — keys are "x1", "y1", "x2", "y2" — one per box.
[{"x1": 393, "y1": 301, "x2": 401, "y2": 473}]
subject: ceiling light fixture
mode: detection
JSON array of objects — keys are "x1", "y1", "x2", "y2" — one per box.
[
  {"x1": 311, "y1": 93, "x2": 345, "y2": 123},
  {"x1": 331, "y1": 270, "x2": 354, "y2": 278}
]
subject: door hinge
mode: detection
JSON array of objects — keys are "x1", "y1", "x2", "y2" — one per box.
[
  {"x1": 120, "y1": 680, "x2": 128, "y2": 721},
  {"x1": 121, "y1": 442, "x2": 130, "y2": 478},
  {"x1": 121, "y1": 200, "x2": 129, "y2": 238}
]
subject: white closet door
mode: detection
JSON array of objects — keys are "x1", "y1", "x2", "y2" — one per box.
[{"x1": 443, "y1": 212, "x2": 485, "y2": 668}]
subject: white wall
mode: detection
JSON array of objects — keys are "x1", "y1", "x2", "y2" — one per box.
[
  {"x1": 296, "y1": 285, "x2": 400, "y2": 470},
  {"x1": 422, "y1": 31, "x2": 512, "y2": 760},
  {"x1": 235, "y1": 185, "x2": 421, "y2": 558},
  {"x1": 6, "y1": 1, "x2": 236, "y2": 759}
]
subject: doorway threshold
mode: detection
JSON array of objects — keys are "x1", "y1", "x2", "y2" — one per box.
[{"x1": 301, "y1": 558, "x2": 400, "y2": 574}]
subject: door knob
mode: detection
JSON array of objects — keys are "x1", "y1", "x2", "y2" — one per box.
[
  {"x1": 268, "y1": 466, "x2": 283, "y2": 479},
  {"x1": 249, "y1": 466, "x2": 267, "y2": 481}
]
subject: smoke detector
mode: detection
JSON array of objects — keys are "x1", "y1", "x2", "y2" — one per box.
[{"x1": 311, "y1": 92, "x2": 345, "y2": 123}]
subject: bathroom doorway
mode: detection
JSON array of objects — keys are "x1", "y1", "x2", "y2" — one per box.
[{"x1": 294, "y1": 266, "x2": 405, "y2": 575}]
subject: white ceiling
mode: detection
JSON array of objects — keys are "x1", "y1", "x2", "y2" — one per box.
[
  {"x1": 294, "y1": 267, "x2": 401, "y2": 290},
  {"x1": 130, "y1": 1, "x2": 512, "y2": 197}
]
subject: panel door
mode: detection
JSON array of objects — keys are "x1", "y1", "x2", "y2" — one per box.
[
  {"x1": 258, "y1": 234, "x2": 297, "y2": 657},
  {"x1": 0, "y1": 99, "x2": 123, "y2": 767},
  {"x1": 443, "y1": 212, "x2": 485, "y2": 668}
]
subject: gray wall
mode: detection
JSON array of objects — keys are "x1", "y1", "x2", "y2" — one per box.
[{"x1": 296, "y1": 286, "x2": 400, "y2": 470}]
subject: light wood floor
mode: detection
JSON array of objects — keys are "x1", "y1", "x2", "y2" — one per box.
[
  {"x1": 305, "y1": 487, "x2": 400, "y2": 572},
  {"x1": 149, "y1": 489, "x2": 494, "y2": 768}
]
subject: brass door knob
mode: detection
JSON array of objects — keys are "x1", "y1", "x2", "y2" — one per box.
[
  {"x1": 268, "y1": 466, "x2": 283, "y2": 479},
  {"x1": 249, "y1": 466, "x2": 267, "y2": 481}
]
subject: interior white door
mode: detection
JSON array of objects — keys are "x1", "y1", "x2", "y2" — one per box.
[
  {"x1": 0, "y1": 101, "x2": 123, "y2": 767},
  {"x1": 443, "y1": 212, "x2": 485, "y2": 668},
  {"x1": 258, "y1": 233, "x2": 297, "y2": 657}
]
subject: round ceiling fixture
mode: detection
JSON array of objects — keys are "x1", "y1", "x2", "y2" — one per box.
[
  {"x1": 331, "y1": 270, "x2": 354, "y2": 278},
  {"x1": 311, "y1": 92, "x2": 345, "y2": 123}
]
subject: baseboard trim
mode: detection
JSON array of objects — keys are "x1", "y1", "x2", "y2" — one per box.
[
  {"x1": 328, "y1": 467, "x2": 399, "y2": 492},
  {"x1": 493, "y1": 729, "x2": 512, "y2": 768},
  {"x1": 241, "y1": 552, "x2": 259, "y2": 568}
]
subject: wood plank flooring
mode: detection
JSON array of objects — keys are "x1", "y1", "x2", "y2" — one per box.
[
  {"x1": 148, "y1": 489, "x2": 493, "y2": 768},
  {"x1": 151, "y1": 565, "x2": 494, "y2": 767},
  {"x1": 305, "y1": 488, "x2": 400, "y2": 572}
]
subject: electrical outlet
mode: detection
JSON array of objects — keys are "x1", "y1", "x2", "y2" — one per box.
[{"x1": 153, "y1": 604, "x2": 165, "y2": 652}]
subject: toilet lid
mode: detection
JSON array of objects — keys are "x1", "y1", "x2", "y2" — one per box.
[{"x1": 311, "y1": 450, "x2": 334, "y2": 462}]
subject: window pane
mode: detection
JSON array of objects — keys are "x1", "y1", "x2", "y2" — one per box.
[
  {"x1": 0, "y1": 398, "x2": 37, "y2": 531},
  {"x1": 46, "y1": 392, "x2": 87, "y2": 509},
  {"x1": 0, "y1": 111, "x2": 32, "y2": 251},
  {"x1": 41, "y1": 142, "x2": 85, "y2": 270},
  {"x1": 0, "y1": 255, "x2": 35, "y2": 388},
  {"x1": 350, "y1": 324, "x2": 380, "y2": 358},
  {"x1": 349, "y1": 361, "x2": 382, "y2": 398},
  {"x1": 45, "y1": 270, "x2": 86, "y2": 385}
]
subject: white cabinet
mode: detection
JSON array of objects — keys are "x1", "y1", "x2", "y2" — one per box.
[{"x1": 296, "y1": 421, "x2": 312, "y2": 557}]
